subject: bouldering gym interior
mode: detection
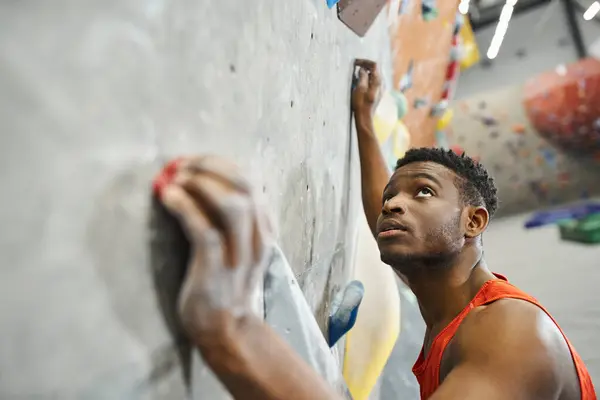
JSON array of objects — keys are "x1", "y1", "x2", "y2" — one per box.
[{"x1": 1, "y1": 0, "x2": 600, "y2": 398}]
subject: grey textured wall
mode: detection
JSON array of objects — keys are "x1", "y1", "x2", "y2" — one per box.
[{"x1": 0, "y1": 1, "x2": 396, "y2": 398}]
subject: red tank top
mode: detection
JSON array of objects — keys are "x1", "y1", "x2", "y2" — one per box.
[{"x1": 412, "y1": 274, "x2": 596, "y2": 400}]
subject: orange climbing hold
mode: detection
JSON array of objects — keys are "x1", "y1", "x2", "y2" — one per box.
[{"x1": 512, "y1": 124, "x2": 526, "y2": 134}]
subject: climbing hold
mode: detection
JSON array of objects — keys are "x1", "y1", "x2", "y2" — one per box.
[
  {"x1": 414, "y1": 97, "x2": 429, "y2": 109},
  {"x1": 328, "y1": 280, "x2": 365, "y2": 348},
  {"x1": 435, "y1": 130, "x2": 450, "y2": 149},
  {"x1": 453, "y1": 11, "x2": 464, "y2": 35},
  {"x1": 430, "y1": 100, "x2": 449, "y2": 117},
  {"x1": 436, "y1": 108, "x2": 454, "y2": 130},
  {"x1": 326, "y1": 0, "x2": 341, "y2": 8},
  {"x1": 512, "y1": 124, "x2": 526, "y2": 134},
  {"x1": 398, "y1": 60, "x2": 414, "y2": 92},
  {"x1": 421, "y1": 0, "x2": 439, "y2": 21},
  {"x1": 541, "y1": 148, "x2": 556, "y2": 168},
  {"x1": 490, "y1": 131, "x2": 499, "y2": 139},
  {"x1": 480, "y1": 115, "x2": 498, "y2": 126},
  {"x1": 152, "y1": 158, "x2": 184, "y2": 198},
  {"x1": 515, "y1": 48, "x2": 527, "y2": 58},
  {"x1": 449, "y1": 45, "x2": 463, "y2": 62},
  {"x1": 373, "y1": 91, "x2": 401, "y2": 143},
  {"x1": 506, "y1": 141, "x2": 518, "y2": 158},
  {"x1": 393, "y1": 121, "x2": 411, "y2": 157},
  {"x1": 450, "y1": 145, "x2": 465, "y2": 156},
  {"x1": 478, "y1": 101, "x2": 486, "y2": 110},
  {"x1": 390, "y1": 90, "x2": 409, "y2": 119}
]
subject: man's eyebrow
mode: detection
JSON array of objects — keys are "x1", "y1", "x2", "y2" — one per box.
[{"x1": 407, "y1": 172, "x2": 442, "y2": 187}]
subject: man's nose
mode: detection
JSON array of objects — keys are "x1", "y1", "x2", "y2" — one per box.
[{"x1": 382, "y1": 195, "x2": 406, "y2": 214}]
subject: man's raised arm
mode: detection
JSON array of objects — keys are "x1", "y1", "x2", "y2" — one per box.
[{"x1": 352, "y1": 59, "x2": 390, "y2": 238}]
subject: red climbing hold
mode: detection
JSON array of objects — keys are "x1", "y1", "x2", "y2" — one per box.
[{"x1": 152, "y1": 158, "x2": 184, "y2": 198}]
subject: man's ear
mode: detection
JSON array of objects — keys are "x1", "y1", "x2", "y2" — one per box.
[{"x1": 465, "y1": 206, "x2": 489, "y2": 239}]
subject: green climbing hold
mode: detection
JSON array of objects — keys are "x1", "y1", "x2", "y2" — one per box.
[
  {"x1": 422, "y1": 0, "x2": 439, "y2": 21},
  {"x1": 391, "y1": 90, "x2": 409, "y2": 119}
]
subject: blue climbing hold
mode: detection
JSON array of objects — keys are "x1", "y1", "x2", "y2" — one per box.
[
  {"x1": 328, "y1": 280, "x2": 365, "y2": 348},
  {"x1": 431, "y1": 100, "x2": 449, "y2": 117},
  {"x1": 326, "y1": 0, "x2": 341, "y2": 9},
  {"x1": 453, "y1": 11, "x2": 464, "y2": 35},
  {"x1": 435, "y1": 130, "x2": 450, "y2": 149},
  {"x1": 399, "y1": 60, "x2": 414, "y2": 92}
]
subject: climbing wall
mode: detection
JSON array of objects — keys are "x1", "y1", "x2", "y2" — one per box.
[
  {"x1": 389, "y1": 0, "x2": 461, "y2": 147},
  {"x1": 524, "y1": 58, "x2": 600, "y2": 156},
  {"x1": 0, "y1": 0, "x2": 398, "y2": 398},
  {"x1": 447, "y1": 83, "x2": 600, "y2": 217}
]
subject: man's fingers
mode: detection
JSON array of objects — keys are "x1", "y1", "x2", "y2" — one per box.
[
  {"x1": 181, "y1": 156, "x2": 251, "y2": 194},
  {"x1": 356, "y1": 68, "x2": 369, "y2": 90},
  {"x1": 161, "y1": 184, "x2": 211, "y2": 241},
  {"x1": 178, "y1": 173, "x2": 255, "y2": 268},
  {"x1": 369, "y1": 66, "x2": 381, "y2": 87},
  {"x1": 355, "y1": 59, "x2": 377, "y2": 72}
]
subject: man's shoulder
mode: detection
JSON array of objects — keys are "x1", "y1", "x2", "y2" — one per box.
[
  {"x1": 456, "y1": 297, "x2": 564, "y2": 355},
  {"x1": 448, "y1": 298, "x2": 569, "y2": 395}
]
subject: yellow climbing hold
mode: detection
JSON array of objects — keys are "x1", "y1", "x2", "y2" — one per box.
[
  {"x1": 373, "y1": 90, "x2": 399, "y2": 144},
  {"x1": 393, "y1": 121, "x2": 411, "y2": 158},
  {"x1": 436, "y1": 108, "x2": 454, "y2": 131}
]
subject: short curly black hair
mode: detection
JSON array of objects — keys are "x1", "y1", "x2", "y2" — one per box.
[{"x1": 396, "y1": 147, "x2": 498, "y2": 218}]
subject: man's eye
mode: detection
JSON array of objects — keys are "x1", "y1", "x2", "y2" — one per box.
[{"x1": 415, "y1": 188, "x2": 433, "y2": 198}]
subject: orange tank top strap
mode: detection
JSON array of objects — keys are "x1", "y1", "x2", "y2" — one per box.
[
  {"x1": 412, "y1": 274, "x2": 507, "y2": 399},
  {"x1": 412, "y1": 274, "x2": 597, "y2": 400}
]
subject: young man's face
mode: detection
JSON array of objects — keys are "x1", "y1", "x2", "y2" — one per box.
[{"x1": 376, "y1": 161, "x2": 467, "y2": 271}]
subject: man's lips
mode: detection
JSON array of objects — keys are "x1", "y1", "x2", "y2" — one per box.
[
  {"x1": 377, "y1": 220, "x2": 409, "y2": 238},
  {"x1": 377, "y1": 228, "x2": 408, "y2": 238},
  {"x1": 378, "y1": 220, "x2": 408, "y2": 232}
]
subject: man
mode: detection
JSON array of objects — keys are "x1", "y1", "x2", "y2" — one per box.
[{"x1": 157, "y1": 59, "x2": 596, "y2": 399}]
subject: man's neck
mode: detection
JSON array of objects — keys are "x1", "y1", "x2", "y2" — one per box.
[{"x1": 400, "y1": 248, "x2": 496, "y2": 328}]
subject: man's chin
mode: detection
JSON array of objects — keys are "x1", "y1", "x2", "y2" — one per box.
[
  {"x1": 379, "y1": 249, "x2": 456, "y2": 272},
  {"x1": 379, "y1": 249, "x2": 420, "y2": 267}
]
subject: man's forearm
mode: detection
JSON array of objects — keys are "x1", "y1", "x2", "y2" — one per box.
[
  {"x1": 195, "y1": 312, "x2": 340, "y2": 400},
  {"x1": 355, "y1": 110, "x2": 391, "y2": 237}
]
